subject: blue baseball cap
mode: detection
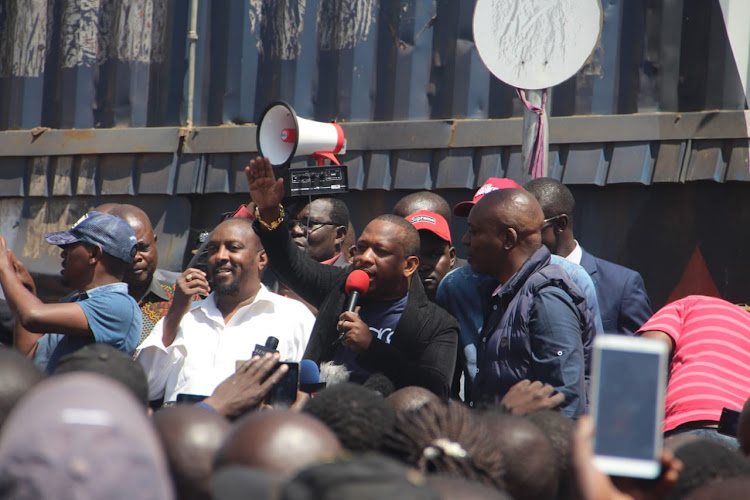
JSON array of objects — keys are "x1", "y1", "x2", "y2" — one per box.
[{"x1": 45, "y1": 211, "x2": 138, "y2": 264}]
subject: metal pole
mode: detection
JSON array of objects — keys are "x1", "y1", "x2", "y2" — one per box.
[{"x1": 186, "y1": 0, "x2": 199, "y2": 128}]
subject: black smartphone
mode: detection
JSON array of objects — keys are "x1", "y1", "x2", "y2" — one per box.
[
  {"x1": 267, "y1": 362, "x2": 299, "y2": 408},
  {"x1": 176, "y1": 393, "x2": 208, "y2": 404},
  {"x1": 591, "y1": 335, "x2": 669, "y2": 479},
  {"x1": 718, "y1": 407, "x2": 741, "y2": 437}
]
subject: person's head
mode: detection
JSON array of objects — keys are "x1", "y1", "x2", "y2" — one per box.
[
  {"x1": 383, "y1": 400, "x2": 506, "y2": 490},
  {"x1": 524, "y1": 178, "x2": 576, "y2": 256},
  {"x1": 215, "y1": 410, "x2": 342, "y2": 476},
  {"x1": 54, "y1": 343, "x2": 149, "y2": 408},
  {"x1": 290, "y1": 198, "x2": 349, "y2": 262},
  {"x1": 352, "y1": 215, "x2": 420, "y2": 301},
  {"x1": 0, "y1": 373, "x2": 173, "y2": 499},
  {"x1": 682, "y1": 478, "x2": 750, "y2": 500},
  {"x1": 526, "y1": 410, "x2": 579, "y2": 500},
  {"x1": 44, "y1": 211, "x2": 138, "y2": 290},
  {"x1": 428, "y1": 476, "x2": 512, "y2": 500},
  {"x1": 666, "y1": 438, "x2": 750, "y2": 500},
  {"x1": 480, "y1": 413, "x2": 558, "y2": 500},
  {"x1": 205, "y1": 218, "x2": 267, "y2": 299},
  {"x1": 453, "y1": 178, "x2": 523, "y2": 218},
  {"x1": 393, "y1": 191, "x2": 453, "y2": 223},
  {"x1": 0, "y1": 348, "x2": 46, "y2": 429},
  {"x1": 303, "y1": 383, "x2": 396, "y2": 452},
  {"x1": 462, "y1": 189, "x2": 544, "y2": 283},
  {"x1": 406, "y1": 211, "x2": 456, "y2": 301},
  {"x1": 153, "y1": 406, "x2": 231, "y2": 500},
  {"x1": 99, "y1": 204, "x2": 159, "y2": 294},
  {"x1": 386, "y1": 386, "x2": 441, "y2": 414}
]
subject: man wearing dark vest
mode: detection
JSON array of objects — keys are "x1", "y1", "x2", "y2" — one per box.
[{"x1": 464, "y1": 188, "x2": 593, "y2": 416}]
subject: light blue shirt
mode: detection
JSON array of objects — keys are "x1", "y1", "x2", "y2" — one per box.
[{"x1": 34, "y1": 282, "x2": 142, "y2": 373}]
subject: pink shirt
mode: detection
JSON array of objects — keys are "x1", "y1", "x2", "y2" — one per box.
[{"x1": 636, "y1": 295, "x2": 750, "y2": 432}]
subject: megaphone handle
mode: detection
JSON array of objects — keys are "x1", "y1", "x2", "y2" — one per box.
[{"x1": 312, "y1": 152, "x2": 340, "y2": 166}]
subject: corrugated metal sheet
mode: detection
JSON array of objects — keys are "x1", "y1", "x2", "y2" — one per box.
[{"x1": 1, "y1": 0, "x2": 747, "y2": 129}]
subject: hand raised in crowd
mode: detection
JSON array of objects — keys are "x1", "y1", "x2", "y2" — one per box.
[
  {"x1": 338, "y1": 306, "x2": 372, "y2": 353},
  {"x1": 203, "y1": 352, "x2": 288, "y2": 419},
  {"x1": 573, "y1": 416, "x2": 683, "y2": 500},
  {"x1": 500, "y1": 379, "x2": 565, "y2": 416},
  {"x1": 8, "y1": 250, "x2": 35, "y2": 294},
  {"x1": 245, "y1": 156, "x2": 284, "y2": 215}
]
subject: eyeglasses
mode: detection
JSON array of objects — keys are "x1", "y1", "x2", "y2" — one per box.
[
  {"x1": 289, "y1": 218, "x2": 337, "y2": 234},
  {"x1": 541, "y1": 214, "x2": 566, "y2": 231}
]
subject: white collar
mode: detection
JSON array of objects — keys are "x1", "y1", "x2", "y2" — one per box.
[{"x1": 565, "y1": 240, "x2": 582, "y2": 265}]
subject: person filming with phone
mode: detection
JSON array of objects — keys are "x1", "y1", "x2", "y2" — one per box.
[
  {"x1": 136, "y1": 218, "x2": 314, "y2": 405},
  {"x1": 245, "y1": 156, "x2": 459, "y2": 398}
]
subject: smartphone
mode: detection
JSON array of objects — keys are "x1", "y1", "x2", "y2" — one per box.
[
  {"x1": 590, "y1": 334, "x2": 669, "y2": 479},
  {"x1": 718, "y1": 407, "x2": 741, "y2": 437},
  {"x1": 267, "y1": 362, "x2": 299, "y2": 408},
  {"x1": 176, "y1": 393, "x2": 208, "y2": 404}
]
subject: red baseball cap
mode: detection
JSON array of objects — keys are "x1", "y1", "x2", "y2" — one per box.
[
  {"x1": 406, "y1": 210, "x2": 452, "y2": 244},
  {"x1": 453, "y1": 177, "x2": 523, "y2": 217}
]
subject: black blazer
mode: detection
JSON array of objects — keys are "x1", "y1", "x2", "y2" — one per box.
[{"x1": 255, "y1": 220, "x2": 458, "y2": 398}]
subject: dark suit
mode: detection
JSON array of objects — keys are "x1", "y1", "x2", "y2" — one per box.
[
  {"x1": 580, "y1": 249, "x2": 652, "y2": 335},
  {"x1": 255, "y1": 219, "x2": 459, "y2": 398}
]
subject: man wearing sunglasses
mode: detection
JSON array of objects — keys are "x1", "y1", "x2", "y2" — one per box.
[{"x1": 288, "y1": 198, "x2": 350, "y2": 268}]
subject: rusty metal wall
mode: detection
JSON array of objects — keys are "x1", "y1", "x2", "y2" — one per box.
[{"x1": 0, "y1": 0, "x2": 747, "y2": 130}]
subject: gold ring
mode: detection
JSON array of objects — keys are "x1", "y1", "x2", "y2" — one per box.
[{"x1": 186, "y1": 273, "x2": 193, "y2": 282}]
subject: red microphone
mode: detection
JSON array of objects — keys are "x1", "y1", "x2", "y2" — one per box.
[{"x1": 344, "y1": 269, "x2": 370, "y2": 313}]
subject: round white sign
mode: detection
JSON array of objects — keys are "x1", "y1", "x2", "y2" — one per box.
[{"x1": 473, "y1": 0, "x2": 602, "y2": 90}]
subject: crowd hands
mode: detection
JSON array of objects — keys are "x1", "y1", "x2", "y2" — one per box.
[{"x1": 0, "y1": 155, "x2": 747, "y2": 499}]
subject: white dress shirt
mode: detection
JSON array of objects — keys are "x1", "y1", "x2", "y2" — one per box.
[
  {"x1": 136, "y1": 285, "x2": 314, "y2": 402},
  {"x1": 565, "y1": 240, "x2": 583, "y2": 265}
]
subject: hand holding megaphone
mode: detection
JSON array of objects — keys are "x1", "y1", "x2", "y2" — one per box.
[{"x1": 246, "y1": 156, "x2": 285, "y2": 222}]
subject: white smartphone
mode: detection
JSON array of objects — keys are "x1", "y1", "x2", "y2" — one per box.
[{"x1": 590, "y1": 334, "x2": 669, "y2": 479}]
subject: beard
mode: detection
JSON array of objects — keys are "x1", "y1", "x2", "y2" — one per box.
[{"x1": 210, "y1": 264, "x2": 242, "y2": 296}]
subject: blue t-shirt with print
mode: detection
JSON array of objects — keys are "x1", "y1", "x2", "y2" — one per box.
[
  {"x1": 34, "y1": 282, "x2": 142, "y2": 373},
  {"x1": 333, "y1": 294, "x2": 408, "y2": 383}
]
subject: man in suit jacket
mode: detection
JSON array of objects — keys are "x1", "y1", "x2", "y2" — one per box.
[
  {"x1": 245, "y1": 157, "x2": 459, "y2": 398},
  {"x1": 525, "y1": 178, "x2": 652, "y2": 335}
]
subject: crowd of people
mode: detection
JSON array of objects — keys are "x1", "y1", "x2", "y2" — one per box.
[{"x1": 0, "y1": 155, "x2": 747, "y2": 499}]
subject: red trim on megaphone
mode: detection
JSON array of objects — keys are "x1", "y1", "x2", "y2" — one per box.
[
  {"x1": 280, "y1": 128, "x2": 296, "y2": 143},
  {"x1": 332, "y1": 122, "x2": 345, "y2": 154},
  {"x1": 312, "y1": 152, "x2": 341, "y2": 166}
]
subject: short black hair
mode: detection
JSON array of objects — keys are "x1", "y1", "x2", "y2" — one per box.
[
  {"x1": 303, "y1": 383, "x2": 395, "y2": 452},
  {"x1": 524, "y1": 177, "x2": 575, "y2": 224},
  {"x1": 374, "y1": 214, "x2": 420, "y2": 257},
  {"x1": 393, "y1": 191, "x2": 452, "y2": 223},
  {"x1": 667, "y1": 438, "x2": 750, "y2": 500},
  {"x1": 325, "y1": 198, "x2": 350, "y2": 228}
]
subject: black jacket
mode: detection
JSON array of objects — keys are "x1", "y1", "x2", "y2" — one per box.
[{"x1": 254, "y1": 219, "x2": 459, "y2": 398}]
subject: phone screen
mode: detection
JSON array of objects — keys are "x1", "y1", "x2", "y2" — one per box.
[
  {"x1": 594, "y1": 349, "x2": 661, "y2": 459},
  {"x1": 592, "y1": 335, "x2": 667, "y2": 479},
  {"x1": 267, "y1": 362, "x2": 299, "y2": 408}
]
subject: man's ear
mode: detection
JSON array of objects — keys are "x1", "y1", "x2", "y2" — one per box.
[
  {"x1": 256, "y1": 249, "x2": 268, "y2": 271},
  {"x1": 448, "y1": 246, "x2": 456, "y2": 268},
  {"x1": 555, "y1": 214, "x2": 569, "y2": 233},
  {"x1": 334, "y1": 225, "x2": 347, "y2": 248},
  {"x1": 404, "y1": 255, "x2": 419, "y2": 277},
  {"x1": 88, "y1": 245, "x2": 103, "y2": 265},
  {"x1": 502, "y1": 227, "x2": 518, "y2": 250}
]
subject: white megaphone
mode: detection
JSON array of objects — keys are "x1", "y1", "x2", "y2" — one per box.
[{"x1": 257, "y1": 101, "x2": 346, "y2": 166}]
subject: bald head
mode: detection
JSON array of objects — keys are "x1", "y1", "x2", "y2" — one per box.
[
  {"x1": 482, "y1": 413, "x2": 558, "y2": 500},
  {"x1": 153, "y1": 406, "x2": 231, "y2": 500},
  {"x1": 393, "y1": 191, "x2": 452, "y2": 223},
  {"x1": 0, "y1": 348, "x2": 46, "y2": 428},
  {"x1": 215, "y1": 410, "x2": 341, "y2": 476},
  {"x1": 386, "y1": 386, "x2": 441, "y2": 414},
  {"x1": 474, "y1": 188, "x2": 545, "y2": 239}
]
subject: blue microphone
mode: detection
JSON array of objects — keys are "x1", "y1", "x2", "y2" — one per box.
[{"x1": 299, "y1": 359, "x2": 325, "y2": 394}]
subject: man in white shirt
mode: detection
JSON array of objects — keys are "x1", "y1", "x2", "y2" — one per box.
[{"x1": 137, "y1": 218, "x2": 314, "y2": 403}]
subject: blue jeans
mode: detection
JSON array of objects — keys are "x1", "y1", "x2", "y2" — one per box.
[{"x1": 663, "y1": 427, "x2": 739, "y2": 450}]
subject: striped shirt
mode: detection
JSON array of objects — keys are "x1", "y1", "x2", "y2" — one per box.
[{"x1": 636, "y1": 295, "x2": 750, "y2": 432}]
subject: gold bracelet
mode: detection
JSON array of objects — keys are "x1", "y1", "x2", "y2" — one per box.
[{"x1": 254, "y1": 203, "x2": 285, "y2": 231}]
